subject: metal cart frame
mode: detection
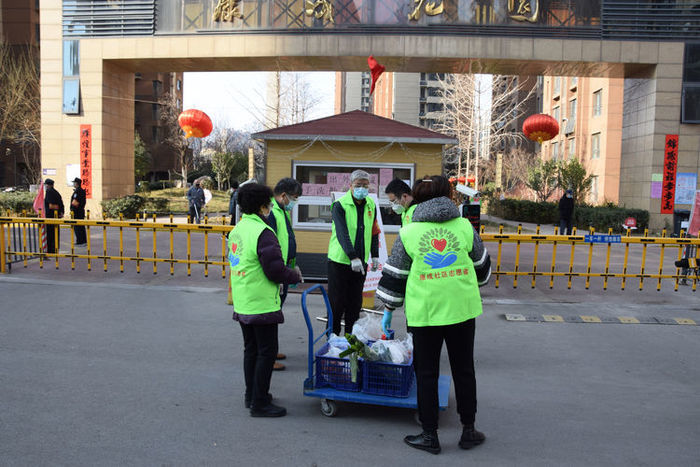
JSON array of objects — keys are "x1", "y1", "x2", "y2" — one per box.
[{"x1": 301, "y1": 283, "x2": 450, "y2": 417}]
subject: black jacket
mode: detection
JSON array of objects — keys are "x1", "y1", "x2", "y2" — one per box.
[{"x1": 559, "y1": 196, "x2": 574, "y2": 220}]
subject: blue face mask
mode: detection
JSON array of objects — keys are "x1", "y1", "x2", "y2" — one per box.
[
  {"x1": 353, "y1": 187, "x2": 369, "y2": 199},
  {"x1": 285, "y1": 199, "x2": 296, "y2": 211}
]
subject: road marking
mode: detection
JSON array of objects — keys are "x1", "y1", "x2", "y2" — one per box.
[
  {"x1": 543, "y1": 314, "x2": 564, "y2": 322},
  {"x1": 580, "y1": 315, "x2": 602, "y2": 323},
  {"x1": 618, "y1": 317, "x2": 640, "y2": 324},
  {"x1": 674, "y1": 318, "x2": 697, "y2": 325}
]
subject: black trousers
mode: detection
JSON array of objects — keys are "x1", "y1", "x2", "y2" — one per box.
[
  {"x1": 45, "y1": 225, "x2": 60, "y2": 254},
  {"x1": 559, "y1": 218, "x2": 573, "y2": 235},
  {"x1": 327, "y1": 260, "x2": 365, "y2": 336},
  {"x1": 239, "y1": 322, "x2": 279, "y2": 408},
  {"x1": 72, "y1": 209, "x2": 86, "y2": 244},
  {"x1": 188, "y1": 205, "x2": 201, "y2": 224},
  {"x1": 409, "y1": 319, "x2": 477, "y2": 432}
]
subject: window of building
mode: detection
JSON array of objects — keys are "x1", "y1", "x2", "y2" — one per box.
[
  {"x1": 591, "y1": 133, "x2": 601, "y2": 159},
  {"x1": 570, "y1": 77, "x2": 578, "y2": 87},
  {"x1": 151, "y1": 103, "x2": 160, "y2": 121},
  {"x1": 152, "y1": 126, "x2": 161, "y2": 143},
  {"x1": 62, "y1": 40, "x2": 80, "y2": 115},
  {"x1": 554, "y1": 77, "x2": 561, "y2": 96},
  {"x1": 292, "y1": 161, "x2": 414, "y2": 233},
  {"x1": 569, "y1": 98, "x2": 577, "y2": 120},
  {"x1": 590, "y1": 176, "x2": 598, "y2": 203},
  {"x1": 682, "y1": 43, "x2": 700, "y2": 123},
  {"x1": 551, "y1": 141, "x2": 559, "y2": 160},
  {"x1": 553, "y1": 106, "x2": 560, "y2": 123},
  {"x1": 176, "y1": 79, "x2": 182, "y2": 91},
  {"x1": 152, "y1": 80, "x2": 162, "y2": 97},
  {"x1": 593, "y1": 89, "x2": 602, "y2": 117},
  {"x1": 568, "y1": 138, "x2": 576, "y2": 159}
]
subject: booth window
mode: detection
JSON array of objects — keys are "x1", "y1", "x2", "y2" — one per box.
[{"x1": 292, "y1": 161, "x2": 414, "y2": 233}]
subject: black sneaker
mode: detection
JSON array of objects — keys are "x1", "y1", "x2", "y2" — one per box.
[
  {"x1": 244, "y1": 393, "x2": 272, "y2": 409},
  {"x1": 250, "y1": 403, "x2": 286, "y2": 418},
  {"x1": 404, "y1": 431, "x2": 441, "y2": 455},
  {"x1": 459, "y1": 424, "x2": 485, "y2": 449}
]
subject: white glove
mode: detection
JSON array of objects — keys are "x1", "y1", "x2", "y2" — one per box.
[
  {"x1": 371, "y1": 257, "x2": 379, "y2": 272},
  {"x1": 350, "y1": 258, "x2": 364, "y2": 273},
  {"x1": 294, "y1": 265, "x2": 304, "y2": 283}
]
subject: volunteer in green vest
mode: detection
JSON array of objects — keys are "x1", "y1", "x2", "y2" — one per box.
[
  {"x1": 377, "y1": 175, "x2": 492, "y2": 455},
  {"x1": 385, "y1": 178, "x2": 416, "y2": 227},
  {"x1": 228, "y1": 183, "x2": 301, "y2": 418},
  {"x1": 265, "y1": 177, "x2": 303, "y2": 371},
  {"x1": 327, "y1": 169, "x2": 380, "y2": 336}
]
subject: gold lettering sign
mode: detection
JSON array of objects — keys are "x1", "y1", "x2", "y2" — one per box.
[
  {"x1": 508, "y1": 0, "x2": 539, "y2": 23},
  {"x1": 305, "y1": 0, "x2": 335, "y2": 23},
  {"x1": 408, "y1": 0, "x2": 444, "y2": 21},
  {"x1": 213, "y1": 0, "x2": 242, "y2": 22}
]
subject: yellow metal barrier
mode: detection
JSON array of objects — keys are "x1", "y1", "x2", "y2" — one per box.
[
  {"x1": 479, "y1": 225, "x2": 700, "y2": 291},
  {"x1": 1, "y1": 216, "x2": 699, "y2": 292},
  {"x1": 0, "y1": 215, "x2": 232, "y2": 277}
]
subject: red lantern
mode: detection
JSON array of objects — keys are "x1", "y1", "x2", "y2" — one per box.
[
  {"x1": 178, "y1": 109, "x2": 213, "y2": 139},
  {"x1": 522, "y1": 114, "x2": 559, "y2": 143}
]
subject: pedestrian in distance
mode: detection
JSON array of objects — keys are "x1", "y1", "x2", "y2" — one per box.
[
  {"x1": 377, "y1": 175, "x2": 491, "y2": 455},
  {"x1": 43, "y1": 179, "x2": 64, "y2": 254},
  {"x1": 385, "y1": 178, "x2": 416, "y2": 227},
  {"x1": 228, "y1": 180, "x2": 240, "y2": 226},
  {"x1": 227, "y1": 183, "x2": 302, "y2": 417},
  {"x1": 327, "y1": 169, "x2": 380, "y2": 336},
  {"x1": 187, "y1": 179, "x2": 205, "y2": 224},
  {"x1": 559, "y1": 189, "x2": 575, "y2": 235},
  {"x1": 265, "y1": 177, "x2": 304, "y2": 371},
  {"x1": 70, "y1": 177, "x2": 87, "y2": 245}
]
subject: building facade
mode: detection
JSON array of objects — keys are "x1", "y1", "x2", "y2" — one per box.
[
  {"x1": 541, "y1": 75, "x2": 624, "y2": 204},
  {"x1": 134, "y1": 71, "x2": 183, "y2": 181}
]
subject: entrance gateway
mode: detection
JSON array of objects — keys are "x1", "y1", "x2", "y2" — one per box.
[{"x1": 43, "y1": 1, "x2": 700, "y2": 229}]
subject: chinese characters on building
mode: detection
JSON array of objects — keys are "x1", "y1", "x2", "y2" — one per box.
[
  {"x1": 507, "y1": 0, "x2": 539, "y2": 22},
  {"x1": 305, "y1": 0, "x2": 335, "y2": 23},
  {"x1": 79, "y1": 124, "x2": 92, "y2": 199},
  {"x1": 212, "y1": 0, "x2": 242, "y2": 21},
  {"x1": 661, "y1": 134, "x2": 679, "y2": 214},
  {"x1": 408, "y1": 0, "x2": 444, "y2": 21}
]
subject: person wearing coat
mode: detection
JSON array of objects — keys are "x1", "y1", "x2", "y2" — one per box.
[
  {"x1": 70, "y1": 177, "x2": 87, "y2": 245},
  {"x1": 377, "y1": 175, "x2": 491, "y2": 455},
  {"x1": 43, "y1": 179, "x2": 64, "y2": 254},
  {"x1": 228, "y1": 183, "x2": 301, "y2": 417}
]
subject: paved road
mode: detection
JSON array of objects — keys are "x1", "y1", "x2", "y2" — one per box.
[{"x1": 1, "y1": 271, "x2": 699, "y2": 466}]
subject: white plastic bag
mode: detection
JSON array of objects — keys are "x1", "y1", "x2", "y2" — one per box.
[
  {"x1": 323, "y1": 333, "x2": 350, "y2": 358},
  {"x1": 368, "y1": 333, "x2": 413, "y2": 364},
  {"x1": 351, "y1": 313, "x2": 383, "y2": 344}
]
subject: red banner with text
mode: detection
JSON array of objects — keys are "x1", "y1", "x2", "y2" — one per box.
[
  {"x1": 660, "y1": 134, "x2": 678, "y2": 214},
  {"x1": 80, "y1": 124, "x2": 92, "y2": 199}
]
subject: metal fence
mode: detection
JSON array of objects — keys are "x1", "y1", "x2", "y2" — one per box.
[{"x1": 1, "y1": 216, "x2": 699, "y2": 292}]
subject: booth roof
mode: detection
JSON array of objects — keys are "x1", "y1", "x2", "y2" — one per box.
[{"x1": 251, "y1": 110, "x2": 457, "y2": 145}]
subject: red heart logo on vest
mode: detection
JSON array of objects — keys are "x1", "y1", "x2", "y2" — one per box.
[
  {"x1": 431, "y1": 238, "x2": 447, "y2": 252},
  {"x1": 231, "y1": 242, "x2": 238, "y2": 254}
]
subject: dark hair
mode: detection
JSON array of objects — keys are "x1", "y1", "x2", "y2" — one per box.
[
  {"x1": 273, "y1": 177, "x2": 302, "y2": 197},
  {"x1": 231, "y1": 180, "x2": 239, "y2": 189},
  {"x1": 412, "y1": 175, "x2": 452, "y2": 203},
  {"x1": 237, "y1": 183, "x2": 273, "y2": 214},
  {"x1": 385, "y1": 178, "x2": 411, "y2": 197}
]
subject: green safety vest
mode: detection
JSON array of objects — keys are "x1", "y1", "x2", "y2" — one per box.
[
  {"x1": 402, "y1": 204, "x2": 417, "y2": 227},
  {"x1": 328, "y1": 190, "x2": 376, "y2": 264},
  {"x1": 270, "y1": 197, "x2": 291, "y2": 265},
  {"x1": 400, "y1": 217, "x2": 482, "y2": 327},
  {"x1": 227, "y1": 213, "x2": 281, "y2": 315}
]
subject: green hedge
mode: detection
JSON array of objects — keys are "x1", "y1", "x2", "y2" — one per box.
[
  {"x1": 101, "y1": 195, "x2": 146, "y2": 219},
  {"x1": 145, "y1": 197, "x2": 169, "y2": 212},
  {"x1": 0, "y1": 191, "x2": 36, "y2": 215},
  {"x1": 487, "y1": 199, "x2": 649, "y2": 233}
]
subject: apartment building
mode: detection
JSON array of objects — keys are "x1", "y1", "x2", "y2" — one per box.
[{"x1": 541, "y1": 76, "x2": 624, "y2": 204}]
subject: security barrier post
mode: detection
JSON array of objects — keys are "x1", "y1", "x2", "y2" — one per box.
[{"x1": 0, "y1": 220, "x2": 6, "y2": 273}]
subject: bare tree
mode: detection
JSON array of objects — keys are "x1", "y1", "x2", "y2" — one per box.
[
  {"x1": 159, "y1": 92, "x2": 192, "y2": 185},
  {"x1": 0, "y1": 42, "x2": 41, "y2": 184},
  {"x1": 480, "y1": 147, "x2": 539, "y2": 193},
  {"x1": 435, "y1": 74, "x2": 536, "y2": 189}
]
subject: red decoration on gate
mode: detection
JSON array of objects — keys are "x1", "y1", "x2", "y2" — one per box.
[
  {"x1": 661, "y1": 134, "x2": 679, "y2": 214},
  {"x1": 178, "y1": 109, "x2": 213, "y2": 139},
  {"x1": 522, "y1": 114, "x2": 559, "y2": 143},
  {"x1": 367, "y1": 55, "x2": 385, "y2": 96}
]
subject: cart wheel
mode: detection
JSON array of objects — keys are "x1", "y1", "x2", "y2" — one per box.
[{"x1": 320, "y1": 399, "x2": 338, "y2": 417}]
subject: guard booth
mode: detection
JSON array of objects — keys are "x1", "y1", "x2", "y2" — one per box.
[{"x1": 253, "y1": 110, "x2": 456, "y2": 280}]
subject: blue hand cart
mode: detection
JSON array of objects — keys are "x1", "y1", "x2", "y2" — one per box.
[{"x1": 301, "y1": 283, "x2": 451, "y2": 417}]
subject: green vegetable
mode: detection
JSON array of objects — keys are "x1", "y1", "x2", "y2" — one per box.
[{"x1": 338, "y1": 334, "x2": 380, "y2": 382}]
